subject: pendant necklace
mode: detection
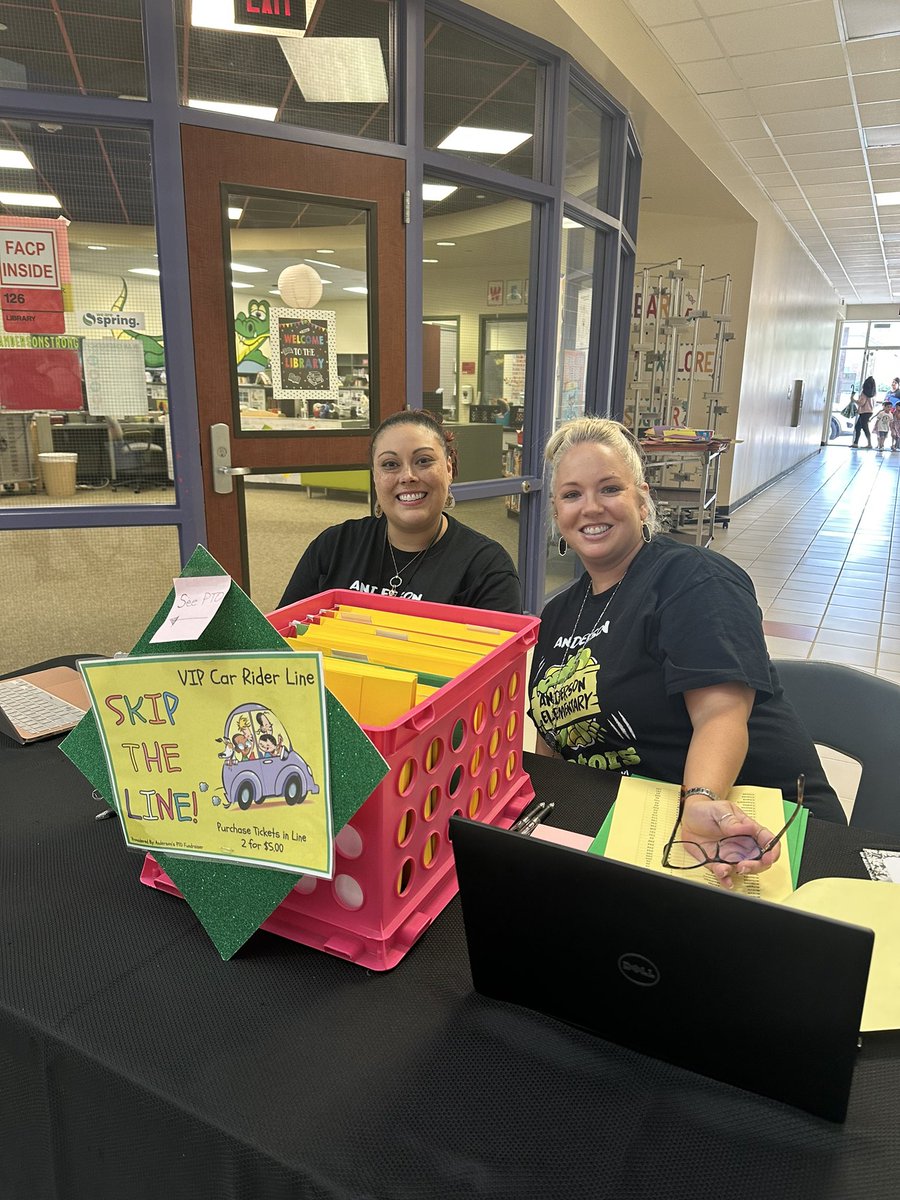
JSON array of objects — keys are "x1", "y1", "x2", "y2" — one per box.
[
  {"x1": 567, "y1": 575, "x2": 623, "y2": 650},
  {"x1": 384, "y1": 519, "x2": 443, "y2": 596}
]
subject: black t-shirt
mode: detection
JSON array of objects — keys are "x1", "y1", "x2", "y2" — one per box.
[
  {"x1": 279, "y1": 514, "x2": 522, "y2": 614},
  {"x1": 528, "y1": 536, "x2": 843, "y2": 822}
]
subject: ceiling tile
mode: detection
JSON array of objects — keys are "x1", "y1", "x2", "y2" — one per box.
[
  {"x1": 802, "y1": 181, "x2": 873, "y2": 197},
  {"x1": 866, "y1": 143, "x2": 900, "y2": 163},
  {"x1": 765, "y1": 105, "x2": 857, "y2": 135},
  {"x1": 847, "y1": 36, "x2": 900, "y2": 74},
  {"x1": 783, "y1": 149, "x2": 865, "y2": 169},
  {"x1": 716, "y1": 114, "x2": 768, "y2": 138},
  {"x1": 653, "y1": 20, "x2": 723, "y2": 62},
  {"x1": 630, "y1": 0, "x2": 702, "y2": 23},
  {"x1": 741, "y1": 155, "x2": 788, "y2": 173},
  {"x1": 679, "y1": 58, "x2": 743, "y2": 92},
  {"x1": 732, "y1": 136, "x2": 778, "y2": 157},
  {"x1": 870, "y1": 164, "x2": 900, "y2": 180},
  {"x1": 710, "y1": 1, "x2": 840, "y2": 55},
  {"x1": 730, "y1": 42, "x2": 847, "y2": 89},
  {"x1": 775, "y1": 130, "x2": 862, "y2": 154},
  {"x1": 792, "y1": 165, "x2": 869, "y2": 182},
  {"x1": 766, "y1": 185, "x2": 806, "y2": 198},
  {"x1": 749, "y1": 78, "x2": 853, "y2": 114},
  {"x1": 813, "y1": 194, "x2": 873, "y2": 209},
  {"x1": 842, "y1": 0, "x2": 900, "y2": 39},
  {"x1": 700, "y1": 90, "x2": 757, "y2": 118},
  {"x1": 860, "y1": 100, "x2": 900, "y2": 128},
  {"x1": 697, "y1": 0, "x2": 785, "y2": 14},
  {"x1": 853, "y1": 69, "x2": 900, "y2": 105}
]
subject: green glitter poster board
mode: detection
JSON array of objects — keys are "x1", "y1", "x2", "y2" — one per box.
[{"x1": 61, "y1": 545, "x2": 389, "y2": 960}]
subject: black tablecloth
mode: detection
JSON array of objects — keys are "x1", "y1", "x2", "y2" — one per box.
[{"x1": 3, "y1": 660, "x2": 900, "y2": 1199}]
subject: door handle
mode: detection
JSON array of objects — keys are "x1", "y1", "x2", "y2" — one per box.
[{"x1": 210, "y1": 423, "x2": 250, "y2": 494}]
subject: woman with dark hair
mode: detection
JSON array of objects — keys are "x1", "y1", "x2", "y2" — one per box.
[
  {"x1": 278, "y1": 409, "x2": 521, "y2": 613},
  {"x1": 853, "y1": 376, "x2": 877, "y2": 448}
]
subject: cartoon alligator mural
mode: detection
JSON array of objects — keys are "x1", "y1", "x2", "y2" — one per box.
[{"x1": 109, "y1": 279, "x2": 271, "y2": 371}]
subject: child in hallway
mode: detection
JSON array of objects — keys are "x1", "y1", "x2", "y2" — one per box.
[
  {"x1": 872, "y1": 401, "x2": 893, "y2": 451},
  {"x1": 891, "y1": 401, "x2": 900, "y2": 452}
]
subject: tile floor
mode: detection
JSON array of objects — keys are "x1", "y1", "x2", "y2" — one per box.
[{"x1": 711, "y1": 442, "x2": 900, "y2": 817}]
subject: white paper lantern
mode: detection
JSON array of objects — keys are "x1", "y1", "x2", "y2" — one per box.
[{"x1": 277, "y1": 263, "x2": 323, "y2": 308}]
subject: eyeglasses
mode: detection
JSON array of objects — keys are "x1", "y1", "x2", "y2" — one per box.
[{"x1": 661, "y1": 775, "x2": 805, "y2": 871}]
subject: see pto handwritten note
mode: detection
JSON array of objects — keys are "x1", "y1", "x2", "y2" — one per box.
[
  {"x1": 150, "y1": 575, "x2": 231, "y2": 643},
  {"x1": 79, "y1": 651, "x2": 333, "y2": 876}
]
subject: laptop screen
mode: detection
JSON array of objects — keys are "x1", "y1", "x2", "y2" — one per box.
[{"x1": 450, "y1": 816, "x2": 873, "y2": 1122}]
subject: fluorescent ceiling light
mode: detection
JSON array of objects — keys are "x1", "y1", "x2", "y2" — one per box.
[
  {"x1": 315, "y1": 249, "x2": 334, "y2": 254},
  {"x1": 87, "y1": 244, "x2": 108, "y2": 250},
  {"x1": 437, "y1": 126, "x2": 532, "y2": 155},
  {"x1": 188, "y1": 99, "x2": 278, "y2": 122},
  {"x1": 279, "y1": 37, "x2": 388, "y2": 103},
  {"x1": 230, "y1": 262, "x2": 267, "y2": 273},
  {"x1": 269, "y1": 289, "x2": 281, "y2": 295},
  {"x1": 436, "y1": 241, "x2": 456, "y2": 247},
  {"x1": 129, "y1": 267, "x2": 160, "y2": 277},
  {"x1": 423, "y1": 258, "x2": 439, "y2": 263},
  {"x1": 231, "y1": 282, "x2": 253, "y2": 289},
  {"x1": 875, "y1": 192, "x2": 900, "y2": 207},
  {"x1": 563, "y1": 217, "x2": 584, "y2": 228},
  {"x1": 0, "y1": 149, "x2": 32, "y2": 169},
  {"x1": 306, "y1": 258, "x2": 341, "y2": 268},
  {"x1": 227, "y1": 206, "x2": 244, "y2": 220},
  {"x1": 191, "y1": 0, "x2": 311, "y2": 37},
  {"x1": 864, "y1": 126, "x2": 900, "y2": 149},
  {"x1": 343, "y1": 286, "x2": 368, "y2": 294},
  {"x1": 422, "y1": 183, "x2": 457, "y2": 202},
  {"x1": 0, "y1": 191, "x2": 60, "y2": 207}
]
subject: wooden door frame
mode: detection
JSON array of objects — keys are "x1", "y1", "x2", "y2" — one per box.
[{"x1": 182, "y1": 124, "x2": 405, "y2": 583}]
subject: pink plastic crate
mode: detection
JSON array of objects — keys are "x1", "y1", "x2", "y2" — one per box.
[{"x1": 141, "y1": 590, "x2": 539, "y2": 970}]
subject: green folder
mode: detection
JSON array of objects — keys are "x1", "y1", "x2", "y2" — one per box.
[{"x1": 589, "y1": 798, "x2": 808, "y2": 890}]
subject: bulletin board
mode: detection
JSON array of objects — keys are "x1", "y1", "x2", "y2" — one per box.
[{"x1": 0, "y1": 345, "x2": 84, "y2": 411}]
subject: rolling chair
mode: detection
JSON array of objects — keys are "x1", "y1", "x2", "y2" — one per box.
[
  {"x1": 108, "y1": 418, "x2": 166, "y2": 494},
  {"x1": 774, "y1": 658, "x2": 900, "y2": 833}
]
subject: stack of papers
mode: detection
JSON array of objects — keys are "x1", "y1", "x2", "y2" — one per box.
[{"x1": 589, "y1": 776, "x2": 807, "y2": 902}]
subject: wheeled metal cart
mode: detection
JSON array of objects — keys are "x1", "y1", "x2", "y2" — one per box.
[{"x1": 0, "y1": 412, "x2": 37, "y2": 494}]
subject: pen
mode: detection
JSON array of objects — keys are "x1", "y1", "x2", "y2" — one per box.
[
  {"x1": 512, "y1": 800, "x2": 554, "y2": 835},
  {"x1": 510, "y1": 800, "x2": 550, "y2": 832}
]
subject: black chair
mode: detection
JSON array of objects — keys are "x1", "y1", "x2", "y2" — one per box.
[
  {"x1": 108, "y1": 419, "x2": 166, "y2": 494},
  {"x1": 774, "y1": 658, "x2": 900, "y2": 833}
]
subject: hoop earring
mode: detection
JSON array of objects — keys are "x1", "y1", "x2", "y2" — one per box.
[
  {"x1": 641, "y1": 521, "x2": 652, "y2": 544},
  {"x1": 444, "y1": 489, "x2": 456, "y2": 511},
  {"x1": 374, "y1": 501, "x2": 383, "y2": 519},
  {"x1": 558, "y1": 536, "x2": 567, "y2": 556}
]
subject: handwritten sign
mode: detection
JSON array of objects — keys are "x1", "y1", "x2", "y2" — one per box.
[
  {"x1": 80, "y1": 651, "x2": 333, "y2": 876},
  {"x1": 270, "y1": 308, "x2": 339, "y2": 402},
  {"x1": 150, "y1": 575, "x2": 232, "y2": 643}
]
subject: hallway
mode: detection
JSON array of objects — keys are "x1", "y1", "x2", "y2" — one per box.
[{"x1": 713, "y1": 442, "x2": 900, "y2": 814}]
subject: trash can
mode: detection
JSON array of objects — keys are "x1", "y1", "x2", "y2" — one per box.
[{"x1": 39, "y1": 451, "x2": 78, "y2": 498}]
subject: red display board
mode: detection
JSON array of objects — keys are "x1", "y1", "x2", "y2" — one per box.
[{"x1": 0, "y1": 347, "x2": 85, "y2": 411}]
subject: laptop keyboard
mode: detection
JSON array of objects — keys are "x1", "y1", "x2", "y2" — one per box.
[{"x1": 0, "y1": 677, "x2": 85, "y2": 737}]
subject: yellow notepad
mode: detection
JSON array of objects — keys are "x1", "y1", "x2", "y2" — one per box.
[{"x1": 601, "y1": 776, "x2": 795, "y2": 902}]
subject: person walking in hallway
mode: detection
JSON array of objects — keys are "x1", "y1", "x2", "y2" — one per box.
[{"x1": 853, "y1": 376, "x2": 877, "y2": 448}]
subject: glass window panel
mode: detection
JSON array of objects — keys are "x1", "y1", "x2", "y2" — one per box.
[
  {"x1": 422, "y1": 178, "x2": 531, "y2": 483},
  {"x1": 245, "y1": 468, "x2": 370, "y2": 613},
  {"x1": 867, "y1": 321, "x2": 900, "y2": 348},
  {"x1": 623, "y1": 138, "x2": 640, "y2": 238},
  {"x1": 176, "y1": 0, "x2": 394, "y2": 142},
  {"x1": 0, "y1": 121, "x2": 173, "y2": 509},
  {"x1": 553, "y1": 220, "x2": 596, "y2": 427},
  {"x1": 0, "y1": 0, "x2": 145, "y2": 98},
  {"x1": 451, "y1": 493, "x2": 518, "y2": 569},
  {"x1": 840, "y1": 321, "x2": 867, "y2": 348},
  {"x1": 226, "y1": 188, "x2": 371, "y2": 434},
  {"x1": 565, "y1": 86, "x2": 613, "y2": 211},
  {"x1": 423, "y1": 317, "x2": 459, "y2": 419},
  {"x1": 2, "y1": 524, "x2": 180, "y2": 674},
  {"x1": 866, "y1": 347, "x2": 900, "y2": 396},
  {"x1": 424, "y1": 12, "x2": 541, "y2": 180}
]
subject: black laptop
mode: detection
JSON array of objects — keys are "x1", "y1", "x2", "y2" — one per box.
[{"x1": 450, "y1": 817, "x2": 874, "y2": 1122}]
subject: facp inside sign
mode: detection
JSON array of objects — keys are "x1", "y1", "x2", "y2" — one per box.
[
  {"x1": 232, "y1": 0, "x2": 307, "y2": 32},
  {"x1": 0, "y1": 229, "x2": 60, "y2": 289}
]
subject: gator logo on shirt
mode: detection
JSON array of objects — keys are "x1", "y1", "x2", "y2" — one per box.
[{"x1": 531, "y1": 647, "x2": 603, "y2": 750}]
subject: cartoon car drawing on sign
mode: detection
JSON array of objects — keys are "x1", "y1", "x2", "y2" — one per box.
[{"x1": 219, "y1": 702, "x2": 319, "y2": 811}]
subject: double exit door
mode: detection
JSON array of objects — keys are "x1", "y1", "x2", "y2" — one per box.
[{"x1": 181, "y1": 124, "x2": 406, "y2": 598}]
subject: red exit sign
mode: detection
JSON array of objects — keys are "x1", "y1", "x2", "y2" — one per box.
[{"x1": 233, "y1": 0, "x2": 307, "y2": 31}]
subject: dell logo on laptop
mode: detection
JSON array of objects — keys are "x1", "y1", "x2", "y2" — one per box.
[{"x1": 617, "y1": 953, "x2": 660, "y2": 987}]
